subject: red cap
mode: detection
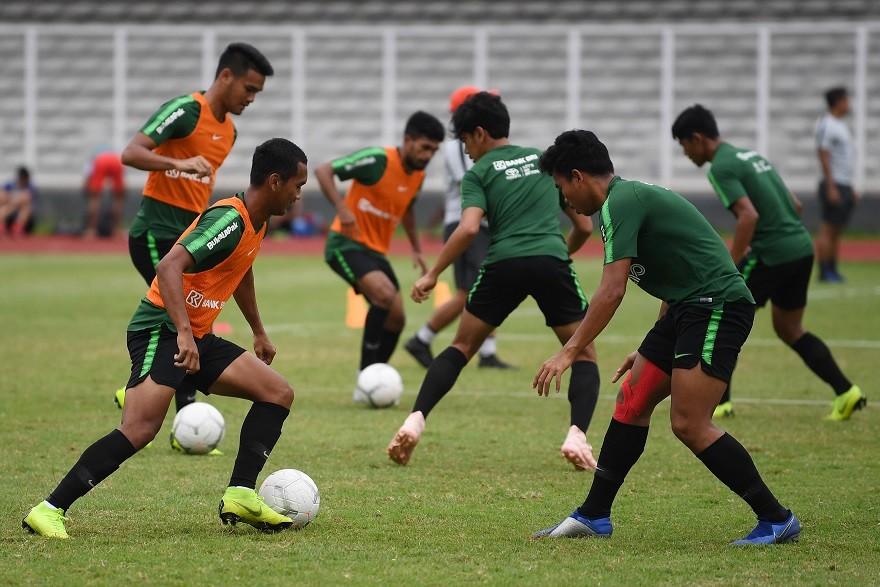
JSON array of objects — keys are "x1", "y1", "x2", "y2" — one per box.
[{"x1": 449, "y1": 85, "x2": 498, "y2": 113}]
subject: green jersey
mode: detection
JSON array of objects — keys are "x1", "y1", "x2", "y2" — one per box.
[
  {"x1": 128, "y1": 196, "x2": 247, "y2": 332},
  {"x1": 600, "y1": 177, "x2": 754, "y2": 307},
  {"x1": 461, "y1": 144, "x2": 568, "y2": 265},
  {"x1": 707, "y1": 143, "x2": 813, "y2": 266}
]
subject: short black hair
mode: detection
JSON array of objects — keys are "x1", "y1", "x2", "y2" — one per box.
[
  {"x1": 671, "y1": 104, "x2": 720, "y2": 141},
  {"x1": 216, "y1": 42, "x2": 274, "y2": 79},
  {"x1": 825, "y1": 86, "x2": 848, "y2": 109},
  {"x1": 451, "y1": 92, "x2": 510, "y2": 140},
  {"x1": 250, "y1": 138, "x2": 307, "y2": 186},
  {"x1": 539, "y1": 130, "x2": 614, "y2": 178},
  {"x1": 16, "y1": 166, "x2": 30, "y2": 181},
  {"x1": 403, "y1": 111, "x2": 445, "y2": 142}
]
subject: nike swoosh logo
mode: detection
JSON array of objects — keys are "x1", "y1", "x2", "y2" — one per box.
[
  {"x1": 212, "y1": 134, "x2": 223, "y2": 140},
  {"x1": 231, "y1": 500, "x2": 262, "y2": 517},
  {"x1": 365, "y1": 342, "x2": 381, "y2": 350},
  {"x1": 674, "y1": 353, "x2": 692, "y2": 359},
  {"x1": 262, "y1": 450, "x2": 270, "y2": 459}
]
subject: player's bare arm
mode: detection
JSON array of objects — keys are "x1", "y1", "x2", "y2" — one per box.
[
  {"x1": 315, "y1": 162, "x2": 358, "y2": 238},
  {"x1": 533, "y1": 257, "x2": 631, "y2": 396},
  {"x1": 411, "y1": 206, "x2": 485, "y2": 303},
  {"x1": 401, "y1": 202, "x2": 426, "y2": 275},
  {"x1": 729, "y1": 196, "x2": 759, "y2": 263},
  {"x1": 232, "y1": 267, "x2": 276, "y2": 365},
  {"x1": 155, "y1": 244, "x2": 200, "y2": 373},
  {"x1": 563, "y1": 204, "x2": 593, "y2": 255},
  {"x1": 121, "y1": 133, "x2": 213, "y2": 178}
]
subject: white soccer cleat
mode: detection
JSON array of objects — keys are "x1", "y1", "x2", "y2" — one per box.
[
  {"x1": 560, "y1": 425, "x2": 596, "y2": 471},
  {"x1": 386, "y1": 411, "x2": 426, "y2": 465}
]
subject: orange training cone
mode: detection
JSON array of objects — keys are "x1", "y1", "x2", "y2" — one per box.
[
  {"x1": 433, "y1": 280, "x2": 453, "y2": 308},
  {"x1": 346, "y1": 287, "x2": 368, "y2": 329}
]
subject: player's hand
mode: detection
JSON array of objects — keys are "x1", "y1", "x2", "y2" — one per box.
[
  {"x1": 826, "y1": 183, "x2": 841, "y2": 205},
  {"x1": 412, "y1": 252, "x2": 428, "y2": 276},
  {"x1": 533, "y1": 347, "x2": 576, "y2": 397},
  {"x1": 175, "y1": 333, "x2": 200, "y2": 374},
  {"x1": 175, "y1": 156, "x2": 213, "y2": 179},
  {"x1": 336, "y1": 203, "x2": 359, "y2": 239},
  {"x1": 612, "y1": 351, "x2": 638, "y2": 383},
  {"x1": 253, "y1": 333, "x2": 276, "y2": 365},
  {"x1": 411, "y1": 273, "x2": 438, "y2": 303}
]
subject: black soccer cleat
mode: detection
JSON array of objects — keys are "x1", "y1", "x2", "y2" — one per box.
[
  {"x1": 478, "y1": 354, "x2": 515, "y2": 369},
  {"x1": 404, "y1": 336, "x2": 434, "y2": 368}
]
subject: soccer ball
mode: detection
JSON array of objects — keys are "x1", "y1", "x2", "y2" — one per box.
[
  {"x1": 356, "y1": 363, "x2": 403, "y2": 408},
  {"x1": 170, "y1": 402, "x2": 225, "y2": 454},
  {"x1": 259, "y1": 469, "x2": 320, "y2": 529}
]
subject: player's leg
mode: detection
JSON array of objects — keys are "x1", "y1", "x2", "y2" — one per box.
[
  {"x1": 356, "y1": 268, "x2": 402, "y2": 369},
  {"x1": 669, "y1": 303, "x2": 799, "y2": 544},
  {"x1": 534, "y1": 353, "x2": 671, "y2": 538},
  {"x1": 83, "y1": 181, "x2": 101, "y2": 238},
  {"x1": 405, "y1": 289, "x2": 466, "y2": 368},
  {"x1": 202, "y1": 341, "x2": 295, "y2": 532},
  {"x1": 768, "y1": 257, "x2": 863, "y2": 418},
  {"x1": 10, "y1": 193, "x2": 32, "y2": 237}
]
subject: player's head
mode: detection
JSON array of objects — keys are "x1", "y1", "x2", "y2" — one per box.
[
  {"x1": 539, "y1": 130, "x2": 614, "y2": 215},
  {"x1": 401, "y1": 111, "x2": 444, "y2": 171},
  {"x1": 250, "y1": 138, "x2": 308, "y2": 214},
  {"x1": 825, "y1": 86, "x2": 849, "y2": 115},
  {"x1": 452, "y1": 91, "x2": 510, "y2": 162},
  {"x1": 214, "y1": 42, "x2": 274, "y2": 115},
  {"x1": 16, "y1": 166, "x2": 30, "y2": 186},
  {"x1": 671, "y1": 104, "x2": 720, "y2": 167}
]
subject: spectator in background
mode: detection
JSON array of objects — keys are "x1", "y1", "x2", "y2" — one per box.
[
  {"x1": 83, "y1": 146, "x2": 126, "y2": 238},
  {"x1": 815, "y1": 86, "x2": 856, "y2": 283},
  {"x1": 0, "y1": 166, "x2": 37, "y2": 237}
]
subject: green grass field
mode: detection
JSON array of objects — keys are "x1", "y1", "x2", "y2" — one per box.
[{"x1": 1, "y1": 253, "x2": 877, "y2": 586}]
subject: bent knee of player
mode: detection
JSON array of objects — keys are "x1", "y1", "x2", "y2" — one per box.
[
  {"x1": 266, "y1": 378, "x2": 294, "y2": 409},
  {"x1": 369, "y1": 286, "x2": 399, "y2": 310},
  {"x1": 669, "y1": 409, "x2": 711, "y2": 448},
  {"x1": 384, "y1": 304, "x2": 406, "y2": 332},
  {"x1": 613, "y1": 375, "x2": 652, "y2": 426},
  {"x1": 120, "y1": 419, "x2": 162, "y2": 449},
  {"x1": 574, "y1": 341, "x2": 597, "y2": 363}
]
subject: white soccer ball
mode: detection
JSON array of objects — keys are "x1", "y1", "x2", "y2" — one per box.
[
  {"x1": 170, "y1": 402, "x2": 225, "y2": 455},
  {"x1": 259, "y1": 468, "x2": 320, "y2": 529},
  {"x1": 356, "y1": 363, "x2": 404, "y2": 408}
]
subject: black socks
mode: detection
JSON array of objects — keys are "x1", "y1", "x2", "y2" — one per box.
[
  {"x1": 790, "y1": 332, "x2": 852, "y2": 395},
  {"x1": 377, "y1": 328, "x2": 401, "y2": 364},
  {"x1": 360, "y1": 306, "x2": 390, "y2": 370},
  {"x1": 697, "y1": 433, "x2": 789, "y2": 522},
  {"x1": 47, "y1": 429, "x2": 137, "y2": 511},
  {"x1": 568, "y1": 361, "x2": 600, "y2": 432},
  {"x1": 412, "y1": 347, "x2": 468, "y2": 418},
  {"x1": 578, "y1": 419, "x2": 649, "y2": 519},
  {"x1": 229, "y1": 402, "x2": 290, "y2": 489}
]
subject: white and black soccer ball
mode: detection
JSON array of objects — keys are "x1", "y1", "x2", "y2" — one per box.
[
  {"x1": 259, "y1": 468, "x2": 320, "y2": 529},
  {"x1": 170, "y1": 402, "x2": 225, "y2": 454},
  {"x1": 355, "y1": 363, "x2": 403, "y2": 408}
]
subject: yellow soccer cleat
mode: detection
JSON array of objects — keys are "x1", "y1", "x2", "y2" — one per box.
[
  {"x1": 218, "y1": 487, "x2": 293, "y2": 533},
  {"x1": 114, "y1": 387, "x2": 126, "y2": 410},
  {"x1": 22, "y1": 502, "x2": 69, "y2": 539},
  {"x1": 826, "y1": 385, "x2": 866, "y2": 421},
  {"x1": 713, "y1": 401, "x2": 734, "y2": 419}
]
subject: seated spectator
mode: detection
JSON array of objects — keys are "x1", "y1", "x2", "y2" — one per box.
[{"x1": 0, "y1": 166, "x2": 37, "y2": 237}]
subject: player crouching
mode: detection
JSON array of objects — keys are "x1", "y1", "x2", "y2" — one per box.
[{"x1": 22, "y1": 139, "x2": 308, "y2": 538}]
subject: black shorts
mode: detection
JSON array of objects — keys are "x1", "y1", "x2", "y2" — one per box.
[
  {"x1": 818, "y1": 180, "x2": 855, "y2": 226},
  {"x1": 444, "y1": 222, "x2": 490, "y2": 291},
  {"x1": 466, "y1": 255, "x2": 588, "y2": 327},
  {"x1": 326, "y1": 247, "x2": 399, "y2": 294},
  {"x1": 739, "y1": 254, "x2": 812, "y2": 310},
  {"x1": 638, "y1": 302, "x2": 754, "y2": 384},
  {"x1": 129, "y1": 232, "x2": 177, "y2": 286},
  {"x1": 126, "y1": 324, "x2": 246, "y2": 393}
]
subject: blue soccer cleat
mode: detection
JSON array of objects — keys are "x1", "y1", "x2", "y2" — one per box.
[
  {"x1": 732, "y1": 511, "x2": 801, "y2": 545},
  {"x1": 532, "y1": 511, "x2": 613, "y2": 539}
]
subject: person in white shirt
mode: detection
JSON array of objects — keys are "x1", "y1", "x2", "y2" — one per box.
[
  {"x1": 815, "y1": 86, "x2": 857, "y2": 282},
  {"x1": 404, "y1": 86, "x2": 513, "y2": 370}
]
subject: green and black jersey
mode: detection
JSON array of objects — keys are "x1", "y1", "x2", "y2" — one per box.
[
  {"x1": 461, "y1": 144, "x2": 568, "y2": 265},
  {"x1": 128, "y1": 195, "x2": 248, "y2": 332},
  {"x1": 708, "y1": 143, "x2": 813, "y2": 266},
  {"x1": 600, "y1": 177, "x2": 754, "y2": 308}
]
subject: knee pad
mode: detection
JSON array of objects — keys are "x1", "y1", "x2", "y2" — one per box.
[{"x1": 613, "y1": 360, "x2": 667, "y2": 424}]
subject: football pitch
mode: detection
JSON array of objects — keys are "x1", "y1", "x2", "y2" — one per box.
[{"x1": 1, "y1": 252, "x2": 877, "y2": 586}]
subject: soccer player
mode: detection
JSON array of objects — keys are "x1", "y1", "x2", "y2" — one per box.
[
  {"x1": 22, "y1": 138, "x2": 308, "y2": 539},
  {"x1": 404, "y1": 86, "x2": 512, "y2": 370},
  {"x1": 671, "y1": 104, "x2": 864, "y2": 421},
  {"x1": 118, "y1": 42, "x2": 273, "y2": 414},
  {"x1": 815, "y1": 87, "x2": 857, "y2": 282},
  {"x1": 317, "y1": 111, "x2": 445, "y2": 390},
  {"x1": 82, "y1": 146, "x2": 125, "y2": 238},
  {"x1": 387, "y1": 93, "x2": 599, "y2": 470},
  {"x1": 532, "y1": 130, "x2": 800, "y2": 545}
]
